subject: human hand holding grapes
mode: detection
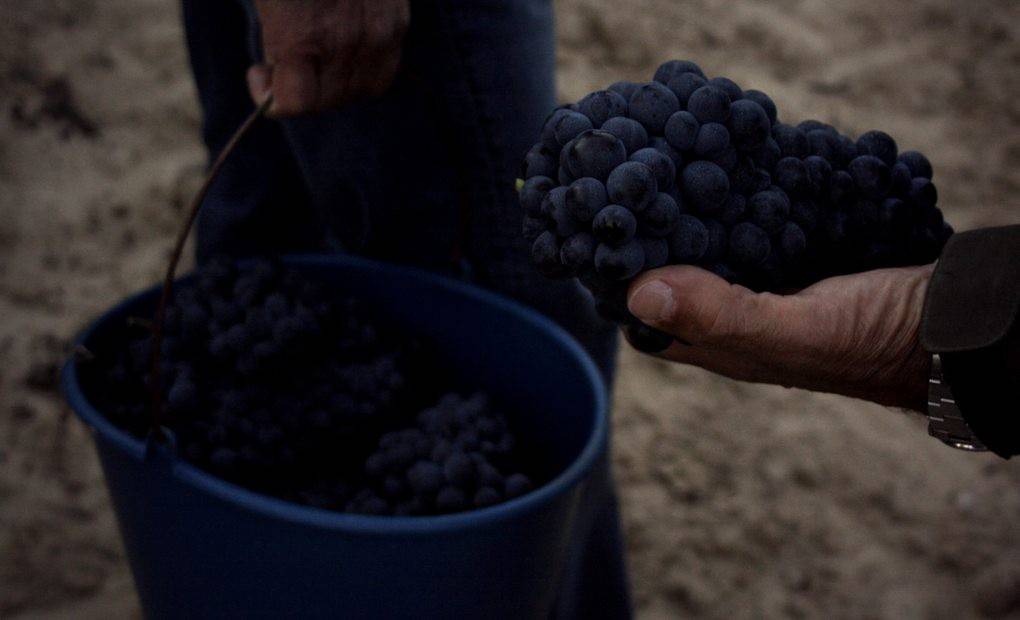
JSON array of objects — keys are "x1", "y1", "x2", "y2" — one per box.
[
  {"x1": 247, "y1": 0, "x2": 410, "y2": 116},
  {"x1": 626, "y1": 263, "x2": 934, "y2": 411}
]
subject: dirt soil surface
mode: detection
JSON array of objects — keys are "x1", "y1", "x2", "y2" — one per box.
[{"x1": 1, "y1": 0, "x2": 1018, "y2": 618}]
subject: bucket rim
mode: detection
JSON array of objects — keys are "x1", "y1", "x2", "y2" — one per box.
[{"x1": 63, "y1": 253, "x2": 609, "y2": 535}]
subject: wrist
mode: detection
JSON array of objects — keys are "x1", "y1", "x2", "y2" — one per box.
[
  {"x1": 861, "y1": 264, "x2": 934, "y2": 412},
  {"x1": 897, "y1": 323, "x2": 933, "y2": 413}
]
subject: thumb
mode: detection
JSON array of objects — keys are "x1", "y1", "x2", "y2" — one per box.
[{"x1": 627, "y1": 265, "x2": 785, "y2": 347}]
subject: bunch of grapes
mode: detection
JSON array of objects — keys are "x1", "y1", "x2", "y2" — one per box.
[
  {"x1": 345, "y1": 393, "x2": 533, "y2": 516},
  {"x1": 520, "y1": 59, "x2": 951, "y2": 351},
  {"x1": 85, "y1": 259, "x2": 534, "y2": 514}
]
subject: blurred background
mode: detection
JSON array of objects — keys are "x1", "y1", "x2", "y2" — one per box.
[{"x1": 1, "y1": 0, "x2": 1018, "y2": 617}]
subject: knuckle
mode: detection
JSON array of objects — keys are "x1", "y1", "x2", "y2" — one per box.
[
  {"x1": 695, "y1": 300, "x2": 731, "y2": 343},
  {"x1": 731, "y1": 291, "x2": 785, "y2": 347},
  {"x1": 695, "y1": 286, "x2": 761, "y2": 344}
]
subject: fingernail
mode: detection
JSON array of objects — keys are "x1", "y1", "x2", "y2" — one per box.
[
  {"x1": 628, "y1": 280, "x2": 674, "y2": 323},
  {"x1": 247, "y1": 66, "x2": 269, "y2": 101}
]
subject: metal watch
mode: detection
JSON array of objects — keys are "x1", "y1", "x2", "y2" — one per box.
[{"x1": 926, "y1": 353, "x2": 987, "y2": 451}]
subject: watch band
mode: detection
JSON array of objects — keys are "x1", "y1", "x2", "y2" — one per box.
[{"x1": 926, "y1": 353, "x2": 987, "y2": 452}]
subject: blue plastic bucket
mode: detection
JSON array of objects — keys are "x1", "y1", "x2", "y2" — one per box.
[{"x1": 62, "y1": 254, "x2": 608, "y2": 619}]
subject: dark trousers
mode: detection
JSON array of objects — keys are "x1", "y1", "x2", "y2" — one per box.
[{"x1": 182, "y1": 1, "x2": 629, "y2": 616}]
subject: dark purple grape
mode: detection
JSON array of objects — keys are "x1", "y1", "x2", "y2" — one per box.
[
  {"x1": 797, "y1": 119, "x2": 833, "y2": 134},
  {"x1": 407, "y1": 461, "x2": 443, "y2": 495},
  {"x1": 559, "y1": 137, "x2": 579, "y2": 179},
  {"x1": 629, "y1": 82, "x2": 681, "y2": 134},
  {"x1": 774, "y1": 157, "x2": 809, "y2": 197},
  {"x1": 751, "y1": 168, "x2": 773, "y2": 194},
  {"x1": 748, "y1": 190, "x2": 790, "y2": 234},
  {"x1": 640, "y1": 192, "x2": 681, "y2": 237},
  {"x1": 558, "y1": 167, "x2": 575, "y2": 187},
  {"x1": 742, "y1": 90, "x2": 777, "y2": 125},
  {"x1": 607, "y1": 161, "x2": 658, "y2": 213},
  {"x1": 577, "y1": 90, "x2": 629, "y2": 126},
  {"x1": 878, "y1": 198, "x2": 911, "y2": 237},
  {"x1": 519, "y1": 175, "x2": 554, "y2": 217},
  {"x1": 665, "y1": 73, "x2": 708, "y2": 108},
  {"x1": 807, "y1": 129, "x2": 838, "y2": 161},
  {"x1": 790, "y1": 200, "x2": 819, "y2": 233},
  {"x1": 921, "y1": 205, "x2": 945, "y2": 230},
  {"x1": 443, "y1": 452, "x2": 475, "y2": 487},
  {"x1": 694, "y1": 122, "x2": 731, "y2": 159},
  {"x1": 601, "y1": 116, "x2": 649, "y2": 155},
  {"x1": 909, "y1": 177, "x2": 938, "y2": 208},
  {"x1": 629, "y1": 147, "x2": 677, "y2": 191},
  {"x1": 856, "y1": 130, "x2": 898, "y2": 167},
  {"x1": 717, "y1": 194, "x2": 747, "y2": 226},
  {"x1": 829, "y1": 170, "x2": 856, "y2": 206},
  {"x1": 565, "y1": 177, "x2": 609, "y2": 222},
  {"x1": 847, "y1": 199, "x2": 879, "y2": 235},
  {"x1": 624, "y1": 322, "x2": 674, "y2": 353},
  {"x1": 550, "y1": 199, "x2": 579, "y2": 237},
  {"x1": 687, "y1": 86, "x2": 731, "y2": 123},
  {"x1": 523, "y1": 144, "x2": 557, "y2": 179},
  {"x1": 777, "y1": 222, "x2": 806, "y2": 262},
  {"x1": 728, "y1": 156, "x2": 759, "y2": 196},
  {"x1": 654, "y1": 59, "x2": 707, "y2": 83},
  {"x1": 166, "y1": 375, "x2": 197, "y2": 413},
  {"x1": 540, "y1": 107, "x2": 572, "y2": 150},
  {"x1": 772, "y1": 123, "x2": 809, "y2": 159},
  {"x1": 708, "y1": 76, "x2": 743, "y2": 101},
  {"x1": 848, "y1": 155, "x2": 891, "y2": 199},
  {"x1": 727, "y1": 99, "x2": 771, "y2": 148},
  {"x1": 664, "y1": 110, "x2": 700, "y2": 151},
  {"x1": 593, "y1": 205, "x2": 638, "y2": 245},
  {"x1": 890, "y1": 162, "x2": 912, "y2": 197},
  {"x1": 531, "y1": 231, "x2": 562, "y2": 275},
  {"x1": 647, "y1": 137, "x2": 683, "y2": 168},
  {"x1": 640, "y1": 237, "x2": 670, "y2": 269},
  {"x1": 539, "y1": 186, "x2": 568, "y2": 218},
  {"x1": 835, "y1": 134, "x2": 858, "y2": 168},
  {"x1": 729, "y1": 222, "x2": 771, "y2": 268},
  {"x1": 504, "y1": 474, "x2": 533, "y2": 499},
  {"x1": 712, "y1": 146, "x2": 739, "y2": 172},
  {"x1": 668, "y1": 215, "x2": 709, "y2": 263},
  {"x1": 608, "y1": 81, "x2": 641, "y2": 101},
  {"x1": 553, "y1": 111, "x2": 594, "y2": 147},
  {"x1": 898, "y1": 150, "x2": 933, "y2": 180},
  {"x1": 701, "y1": 218, "x2": 728, "y2": 264},
  {"x1": 436, "y1": 486, "x2": 467, "y2": 512},
  {"x1": 566, "y1": 130, "x2": 628, "y2": 181},
  {"x1": 560, "y1": 232, "x2": 597, "y2": 270},
  {"x1": 803, "y1": 156, "x2": 832, "y2": 196},
  {"x1": 595, "y1": 241, "x2": 645, "y2": 280},
  {"x1": 681, "y1": 161, "x2": 729, "y2": 214},
  {"x1": 749, "y1": 137, "x2": 781, "y2": 171}
]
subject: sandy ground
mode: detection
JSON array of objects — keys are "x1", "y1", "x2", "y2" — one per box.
[{"x1": 1, "y1": 0, "x2": 1018, "y2": 617}]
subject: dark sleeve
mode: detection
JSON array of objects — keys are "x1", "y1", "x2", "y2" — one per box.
[{"x1": 920, "y1": 224, "x2": 1020, "y2": 458}]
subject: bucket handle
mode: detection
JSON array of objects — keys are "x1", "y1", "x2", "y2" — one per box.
[{"x1": 146, "y1": 96, "x2": 273, "y2": 441}]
